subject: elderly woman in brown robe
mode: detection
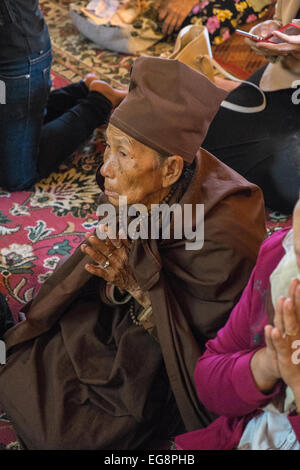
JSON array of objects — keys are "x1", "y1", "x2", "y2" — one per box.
[{"x1": 0, "y1": 57, "x2": 266, "y2": 450}]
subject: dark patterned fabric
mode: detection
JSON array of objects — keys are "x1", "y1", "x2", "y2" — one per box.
[{"x1": 182, "y1": 0, "x2": 272, "y2": 45}]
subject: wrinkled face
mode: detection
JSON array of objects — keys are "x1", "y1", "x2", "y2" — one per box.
[{"x1": 100, "y1": 124, "x2": 166, "y2": 207}]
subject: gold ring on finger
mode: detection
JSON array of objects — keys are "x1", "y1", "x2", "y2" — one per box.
[
  {"x1": 285, "y1": 330, "x2": 298, "y2": 337},
  {"x1": 102, "y1": 260, "x2": 110, "y2": 269}
]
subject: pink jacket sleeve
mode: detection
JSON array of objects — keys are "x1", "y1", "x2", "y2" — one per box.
[
  {"x1": 194, "y1": 265, "x2": 282, "y2": 417},
  {"x1": 288, "y1": 414, "x2": 300, "y2": 442}
]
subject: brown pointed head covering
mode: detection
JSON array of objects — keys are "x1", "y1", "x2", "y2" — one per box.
[{"x1": 110, "y1": 56, "x2": 228, "y2": 163}]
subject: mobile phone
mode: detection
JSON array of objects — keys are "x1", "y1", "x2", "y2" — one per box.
[
  {"x1": 236, "y1": 29, "x2": 265, "y2": 42},
  {"x1": 265, "y1": 22, "x2": 300, "y2": 44},
  {"x1": 236, "y1": 22, "x2": 300, "y2": 44}
]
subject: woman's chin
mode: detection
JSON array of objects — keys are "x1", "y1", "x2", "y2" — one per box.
[{"x1": 107, "y1": 195, "x2": 119, "y2": 206}]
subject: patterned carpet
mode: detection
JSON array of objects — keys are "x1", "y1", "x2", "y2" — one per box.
[{"x1": 0, "y1": 0, "x2": 292, "y2": 450}]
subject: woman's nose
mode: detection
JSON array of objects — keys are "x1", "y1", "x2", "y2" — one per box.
[{"x1": 100, "y1": 157, "x2": 115, "y2": 179}]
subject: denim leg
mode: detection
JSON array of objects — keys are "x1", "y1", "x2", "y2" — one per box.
[
  {"x1": 38, "y1": 91, "x2": 112, "y2": 179},
  {"x1": 0, "y1": 48, "x2": 52, "y2": 191},
  {"x1": 44, "y1": 81, "x2": 89, "y2": 124},
  {"x1": 0, "y1": 47, "x2": 112, "y2": 190}
]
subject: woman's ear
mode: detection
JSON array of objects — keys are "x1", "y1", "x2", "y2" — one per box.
[
  {"x1": 293, "y1": 198, "x2": 300, "y2": 270},
  {"x1": 161, "y1": 155, "x2": 184, "y2": 188}
]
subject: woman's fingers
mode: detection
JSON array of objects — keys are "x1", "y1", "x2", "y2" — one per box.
[
  {"x1": 281, "y1": 279, "x2": 300, "y2": 337},
  {"x1": 273, "y1": 31, "x2": 300, "y2": 45},
  {"x1": 85, "y1": 233, "x2": 112, "y2": 257},
  {"x1": 81, "y1": 242, "x2": 107, "y2": 266},
  {"x1": 295, "y1": 284, "x2": 300, "y2": 324},
  {"x1": 249, "y1": 19, "x2": 280, "y2": 39},
  {"x1": 274, "y1": 296, "x2": 285, "y2": 336},
  {"x1": 283, "y1": 297, "x2": 299, "y2": 337},
  {"x1": 83, "y1": 228, "x2": 132, "y2": 269},
  {"x1": 255, "y1": 41, "x2": 296, "y2": 56},
  {"x1": 97, "y1": 224, "x2": 121, "y2": 250},
  {"x1": 158, "y1": 4, "x2": 168, "y2": 20},
  {"x1": 175, "y1": 13, "x2": 185, "y2": 32},
  {"x1": 82, "y1": 234, "x2": 116, "y2": 266},
  {"x1": 97, "y1": 224, "x2": 131, "y2": 251},
  {"x1": 271, "y1": 326, "x2": 288, "y2": 352},
  {"x1": 162, "y1": 11, "x2": 177, "y2": 35},
  {"x1": 288, "y1": 277, "x2": 299, "y2": 300},
  {"x1": 265, "y1": 324, "x2": 277, "y2": 354},
  {"x1": 84, "y1": 263, "x2": 111, "y2": 278}
]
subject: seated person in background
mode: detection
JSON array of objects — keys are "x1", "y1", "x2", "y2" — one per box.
[
  {"x1": 0, "y1": 57, "x2": 266, "y2": 450},
  {"x1": 203, "y1": 0, "x2": 300, "y2": 214},
  {"x1": 0, "y1": 0, "x2": 126, "y2": 192},
  {"x1": 175, "y1": 196, "x2": 300, "y2": 450},
  {"x1": 158, "y1": 0, "x2": 274, "y2": 43}
]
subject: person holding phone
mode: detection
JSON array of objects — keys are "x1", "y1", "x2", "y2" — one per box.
[
  {"x1": 248, "y1": 16, "x2": 300, "y2": 59},
  {"x1": 202, "y1": 0, "x2": 300, "y2": 214}
]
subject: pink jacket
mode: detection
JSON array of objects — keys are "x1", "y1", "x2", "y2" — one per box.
[{"x1": 175, "y1": 228, "x2": 300, "y2": 450}]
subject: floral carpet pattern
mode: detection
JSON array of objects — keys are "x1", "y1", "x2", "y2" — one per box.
[
  {"x1": 0, "y1": 64, "x2": 107, "y2": 322},
  {"x1": 0, "y1": 0, "x2": 292, "y2": 450}
]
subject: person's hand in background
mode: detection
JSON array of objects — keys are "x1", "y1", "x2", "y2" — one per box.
[
  {"x1": 245, "y1": 19, "x2": 282, "y2": 54},
  {"x1": 254, "y1": 20, "x2": 300, "y2": 60},
  {"x1": 246, "y1": 19, "x2": 300, "y2": 61},
  {"x1": 158, "y1": 0, "x2": 198, "y2": 35}
]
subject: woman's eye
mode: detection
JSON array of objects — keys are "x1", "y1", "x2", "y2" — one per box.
[
  {"x1": 120, "y1": 150, "x2": 127, "y2": 157},
  {"x1": 105, "y1": 142, "x2": 110, "y2": 148}
]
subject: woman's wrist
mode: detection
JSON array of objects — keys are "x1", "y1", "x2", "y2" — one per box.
[
  {"x1": 129, "y1": 288, "x2": 151, "y2": 308},
  {"x1": 250, "y1": 348, "x2": 279, "y2": 394}
]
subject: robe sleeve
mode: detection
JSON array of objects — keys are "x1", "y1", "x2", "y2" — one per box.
[{"x1": 160, "y1": 193, "x2": 266, "y2": 342}]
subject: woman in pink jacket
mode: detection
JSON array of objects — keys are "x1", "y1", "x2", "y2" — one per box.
[{"x1": 175, "y1": 198, "x2": 300, "y2": 450}]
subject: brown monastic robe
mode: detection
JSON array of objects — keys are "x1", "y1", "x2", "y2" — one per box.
[{"x1": 0, "y1": 149, "x2": 266, "y2": 449}]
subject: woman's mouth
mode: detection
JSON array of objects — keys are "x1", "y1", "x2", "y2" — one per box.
[{"x1": 104, "y1": 188, "x2": 118, "y2": 196}]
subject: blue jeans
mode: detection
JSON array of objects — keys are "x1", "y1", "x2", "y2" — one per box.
[
  {"x1": 0, "y1": 46, "x2": 113, "y2": 192},
  {"x1": 0, "y1": 46, "x2": 52, "y2": 191}
]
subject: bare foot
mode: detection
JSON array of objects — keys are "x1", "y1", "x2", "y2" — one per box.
[
  {"x1": 84, "y1": 73, "x2": 98, "y2": 88},
  {"x1": 89, "y1": 80, "x2": 128, "y2": 107},
  {"x1": 214, "y1": 76, "x2": 240, "y2": 92}
]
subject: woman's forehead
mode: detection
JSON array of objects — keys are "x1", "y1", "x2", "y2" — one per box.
[
  {"x1": 106, "y1": 124, "x2": 160, "y2": 162},
  {"x1": 106, "y1": 124, "x2": 133, "y2": 146}
]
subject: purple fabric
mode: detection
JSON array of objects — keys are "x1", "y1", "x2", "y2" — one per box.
[{"x1": 175, "y1": 227, "x2": 300, "y2": 450}]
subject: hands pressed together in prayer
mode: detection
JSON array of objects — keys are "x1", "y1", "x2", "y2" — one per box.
[
  {"x1": 247, "y1": 20, "x2": 300, "y2": 61},
  {"x1": 251, "y1": 278, "x2": 300, "y2": 408},
  {"x1": 81, "y1": 225, "x2": 151, "y2": 308}
]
